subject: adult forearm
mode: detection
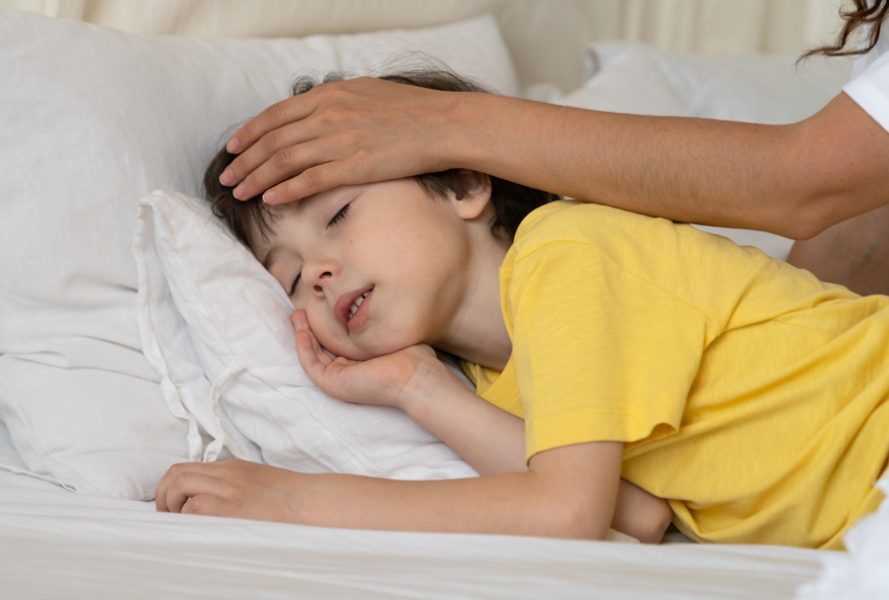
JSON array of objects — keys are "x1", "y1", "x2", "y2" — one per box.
[{"x1": 445, "y1": 93, "x2": 813, "y2": 237}]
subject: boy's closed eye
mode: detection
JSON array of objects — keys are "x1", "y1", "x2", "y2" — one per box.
[{"x1": 327, "y1": 203, "x2": 350, "y2": 228}]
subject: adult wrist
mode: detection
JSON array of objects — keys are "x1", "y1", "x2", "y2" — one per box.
[{"x1": 436, "y1": 91, "x2": 492, "y2": 172}]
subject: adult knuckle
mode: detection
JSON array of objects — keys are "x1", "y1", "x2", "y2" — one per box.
[
  {"x1": 319, "y1": 81, "x2": 346, "y2": 99},
  {"x1": 272, "y1": 147, "x2": 297, "y2": 170},
  {"x1": 265, "y1": 101, "x2": 290, "y2": 124},
  {"x1": 260, "y1": 129, "x2": 283, "y2": 152},
  {"x1": 300, "y1": 167, "x2": 325, "y2": 191},
  {"x1": 340, "y1": 129, "x2": 364, "y2": 147},
  {"x1": 316, "y1": 107, "x2": 341, "y2": 128}
]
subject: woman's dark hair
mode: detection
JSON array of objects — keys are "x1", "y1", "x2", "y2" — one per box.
[
  {"x1": 203, "y1": 69, "x2": 559, "y2": 250},
  {"x1": 802, "y1": 0, "x2": 888, "y2": 59}
]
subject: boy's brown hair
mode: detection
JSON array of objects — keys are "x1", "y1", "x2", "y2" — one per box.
[{"x1": 203, "y1": 69, "x2": 559, "y2": 250}]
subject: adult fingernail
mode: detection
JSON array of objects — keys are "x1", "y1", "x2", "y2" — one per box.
[
  {"x1": 233, "y1": 184, "x2": 245, "y2": 199},
  {"x1": 219, "y1": 168, "x2": 234, "y2": 185},
  {"x1": 263, "y1": 190, "x2": 277, "y2": 204},
  {"x1": 226, "y1": 138, "x2": 241, "y2": 153}
]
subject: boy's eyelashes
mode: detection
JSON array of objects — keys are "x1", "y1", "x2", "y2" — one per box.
[
  {"x1": 289, "y1": 273, "x2": 300, "y2": 296},
  {"x1": 326, "y1": 203, "x2": 350, "y2": 228}
]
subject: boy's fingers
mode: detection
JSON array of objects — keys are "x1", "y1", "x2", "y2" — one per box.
[
  {"x1": 290, "y1": 310, "x2": 308, "y2": 330},
  {"x1": 295, "y1": 330, "x2": 327, "y2": 382},
  {"x1": 158, "y1": 469, "x2": 224, "y2": 514}
]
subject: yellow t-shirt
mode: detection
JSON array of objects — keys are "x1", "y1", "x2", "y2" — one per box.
[{"x1": 462, "y1": 200, "x2": 889, "y2": 549}]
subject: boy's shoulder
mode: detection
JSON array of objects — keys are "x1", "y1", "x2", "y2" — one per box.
[
  {"x1": 510, "y1": 199, "x2": 754, "y2": 275},
  {"x1": 513, "y1": 199, "x2": 667, "y2": 254}
]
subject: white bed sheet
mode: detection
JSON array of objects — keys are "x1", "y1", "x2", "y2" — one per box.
[{"x1": 0, "y1": 467, "x2": 828, "y2": 600}]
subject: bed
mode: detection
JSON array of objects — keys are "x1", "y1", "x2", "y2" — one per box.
[{"x1": 0, "y1": 1, "x2": 886, "y2": 598}]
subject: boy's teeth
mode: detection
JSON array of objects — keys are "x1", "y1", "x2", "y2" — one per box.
[{"x1": 348, "y1": 292, "x2": 369, "y2": 319}]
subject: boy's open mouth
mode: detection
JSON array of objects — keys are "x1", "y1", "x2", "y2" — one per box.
[{"x1": 336, "y1": 285, "x2": 374, "y2": 332}]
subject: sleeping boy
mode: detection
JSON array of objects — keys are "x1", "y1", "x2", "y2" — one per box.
[{"x1": 156, "y1": 69, "x2": 889, "y2": 549}]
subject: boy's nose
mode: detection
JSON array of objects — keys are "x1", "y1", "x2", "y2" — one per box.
[{"x1": 303, "y1": 260, "x2": 338, "y2": 293}]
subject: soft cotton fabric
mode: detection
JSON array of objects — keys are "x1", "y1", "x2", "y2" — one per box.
[
  {"x1": 463, "y1": 201, "x2": 889, "y2": 549},
  {"x1": 844, "y1": 28, "x2": 889, "y2": 132},
  {"x1": 0, "y1": 9, "x2": 512, "y2": 499},
  {"x1": 135, "y1": 191, "x2": 478, "y2": 481}
]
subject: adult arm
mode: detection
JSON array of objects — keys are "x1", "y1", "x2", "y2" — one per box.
[{"x1": 220, "y1": 78, "x2": 889, "y2": 239}]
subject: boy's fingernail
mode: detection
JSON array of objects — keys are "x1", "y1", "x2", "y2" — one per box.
[
  {"x1": 263, "y1": 191, "x2": 277, "y2": 204},
  {"x1": 226, "y1": 138, "x2": 241, "y2": 153},
  {"x1": 233, "y1": 185, "x2": 245, "y2": 199},
  {"x1": 219, "y1": 169, "x2": 234, "y2": 185}
]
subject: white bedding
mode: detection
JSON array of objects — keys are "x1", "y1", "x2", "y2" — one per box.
[
  {"x1": 0, "y1": 466, "x2": 827, "y2": 600},
  {"x1": 2, "y1": 5, "x2": 886, "y2": 598}
]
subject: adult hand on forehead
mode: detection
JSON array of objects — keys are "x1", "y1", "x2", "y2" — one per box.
[{"x1": 220, "y1": 77, "x2": 457, "y2": 205}]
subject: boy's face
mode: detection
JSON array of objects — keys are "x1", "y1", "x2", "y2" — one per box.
[{"x1": 256, "y1": 179, "x2": 482, "y2": 360}]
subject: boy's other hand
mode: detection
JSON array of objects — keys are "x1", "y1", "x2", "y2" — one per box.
[
  {"x1": 221, "y1": 77, "x2": 456, "y2": 205},
  {"x1": 155, "y1": 459, "x2": 304, "y2": 523},
  {"x1": 291, "y1": 310, "x2": 453, "y2": 409}
]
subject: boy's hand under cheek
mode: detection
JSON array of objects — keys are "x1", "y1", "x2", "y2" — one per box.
[{"x1": 291, "y1": 310, "x2": 456, "y2": 411}]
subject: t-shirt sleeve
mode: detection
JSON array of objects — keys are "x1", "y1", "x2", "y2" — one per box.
[
  {"x1": 844, "y1": 49, "x2": 889, "y2": 133},
  {"x1": 507, "y1": 240, "x2": 712, "y2": 460}
]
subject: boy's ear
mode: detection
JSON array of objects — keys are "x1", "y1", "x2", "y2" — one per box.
[{"x1": 451, "y1": 171, "x2": 492, "y2": 221}]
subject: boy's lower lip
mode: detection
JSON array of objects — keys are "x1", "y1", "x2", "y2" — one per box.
[{"x1": 347, "y1": 289, "x2": 372, "y2": 333}]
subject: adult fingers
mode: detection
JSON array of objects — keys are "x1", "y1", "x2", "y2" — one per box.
[
  {"x1": 263, "y1": 161, "x2": 358, "y2": 205},
  {"x1": 226, "y1": 94, "x2": 315, "y2": 156},
  {"x1": 223, "y1": 120, "x2": 320, "y2": 199}
]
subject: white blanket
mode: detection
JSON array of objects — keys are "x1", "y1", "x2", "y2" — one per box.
[{"x1": 0, "y1": 469, "x2": 827, "y2": 600}]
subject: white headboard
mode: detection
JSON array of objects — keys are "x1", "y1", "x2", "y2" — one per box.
[{"x1": 10, "y1": 0, "x2": 845, "y2": 90}]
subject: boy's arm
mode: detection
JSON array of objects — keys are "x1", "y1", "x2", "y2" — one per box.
[
  {"x1": 286, "y1": 310, "x2": 670, "y2": 543},
  {"x1": 403, "y1": 369, "x2": 670, "y2": 543},
  {"x1": 157, "y1": 316, "x2": 664, "y2": 541},
  {"x1": 157, "y1": 442, "x2": 622, "y2": 540}
]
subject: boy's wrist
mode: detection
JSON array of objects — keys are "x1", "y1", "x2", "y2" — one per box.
[{"x1": 397, "y1": 357, "x2": 466, "y2": 418}]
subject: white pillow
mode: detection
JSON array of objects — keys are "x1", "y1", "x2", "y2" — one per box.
[
  {"x1": 559, "y1": 42, "x2": 851, "y2": 261},
  {"x1": 0, "y1": 9, "x2": 513, "y2": 499},
  {"x1": 581, "y1": 42, "x2": 848, "y2": 124},
  {"x1": 134, "y1": 190, "x2": 478, "y2": 480},
  {"x1": 797, "y1": 470, "x2": 889, "y2": 599}
]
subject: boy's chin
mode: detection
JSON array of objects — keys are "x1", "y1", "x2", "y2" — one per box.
[{"x1": 327, "y1": 339, "x2": 421, "y2": 362}]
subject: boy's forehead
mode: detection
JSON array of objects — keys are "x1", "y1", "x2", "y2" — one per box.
[{"x1": 291, "y1": 185, "x2": 355, "y2": 214}]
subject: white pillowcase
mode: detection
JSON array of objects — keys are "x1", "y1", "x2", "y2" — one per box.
[
  {"x1": 560, "y1": 42, "x2": 849, "y2": 260},
  {"x1": 134, "y1": 190, "x2": 477, "y2": 480},
  {"x1": 0, "y1": 9, "x2": 512, "y2": 499},
  {"x1": 579, "y1": 42, "x2": 848, "y2": 123}
]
